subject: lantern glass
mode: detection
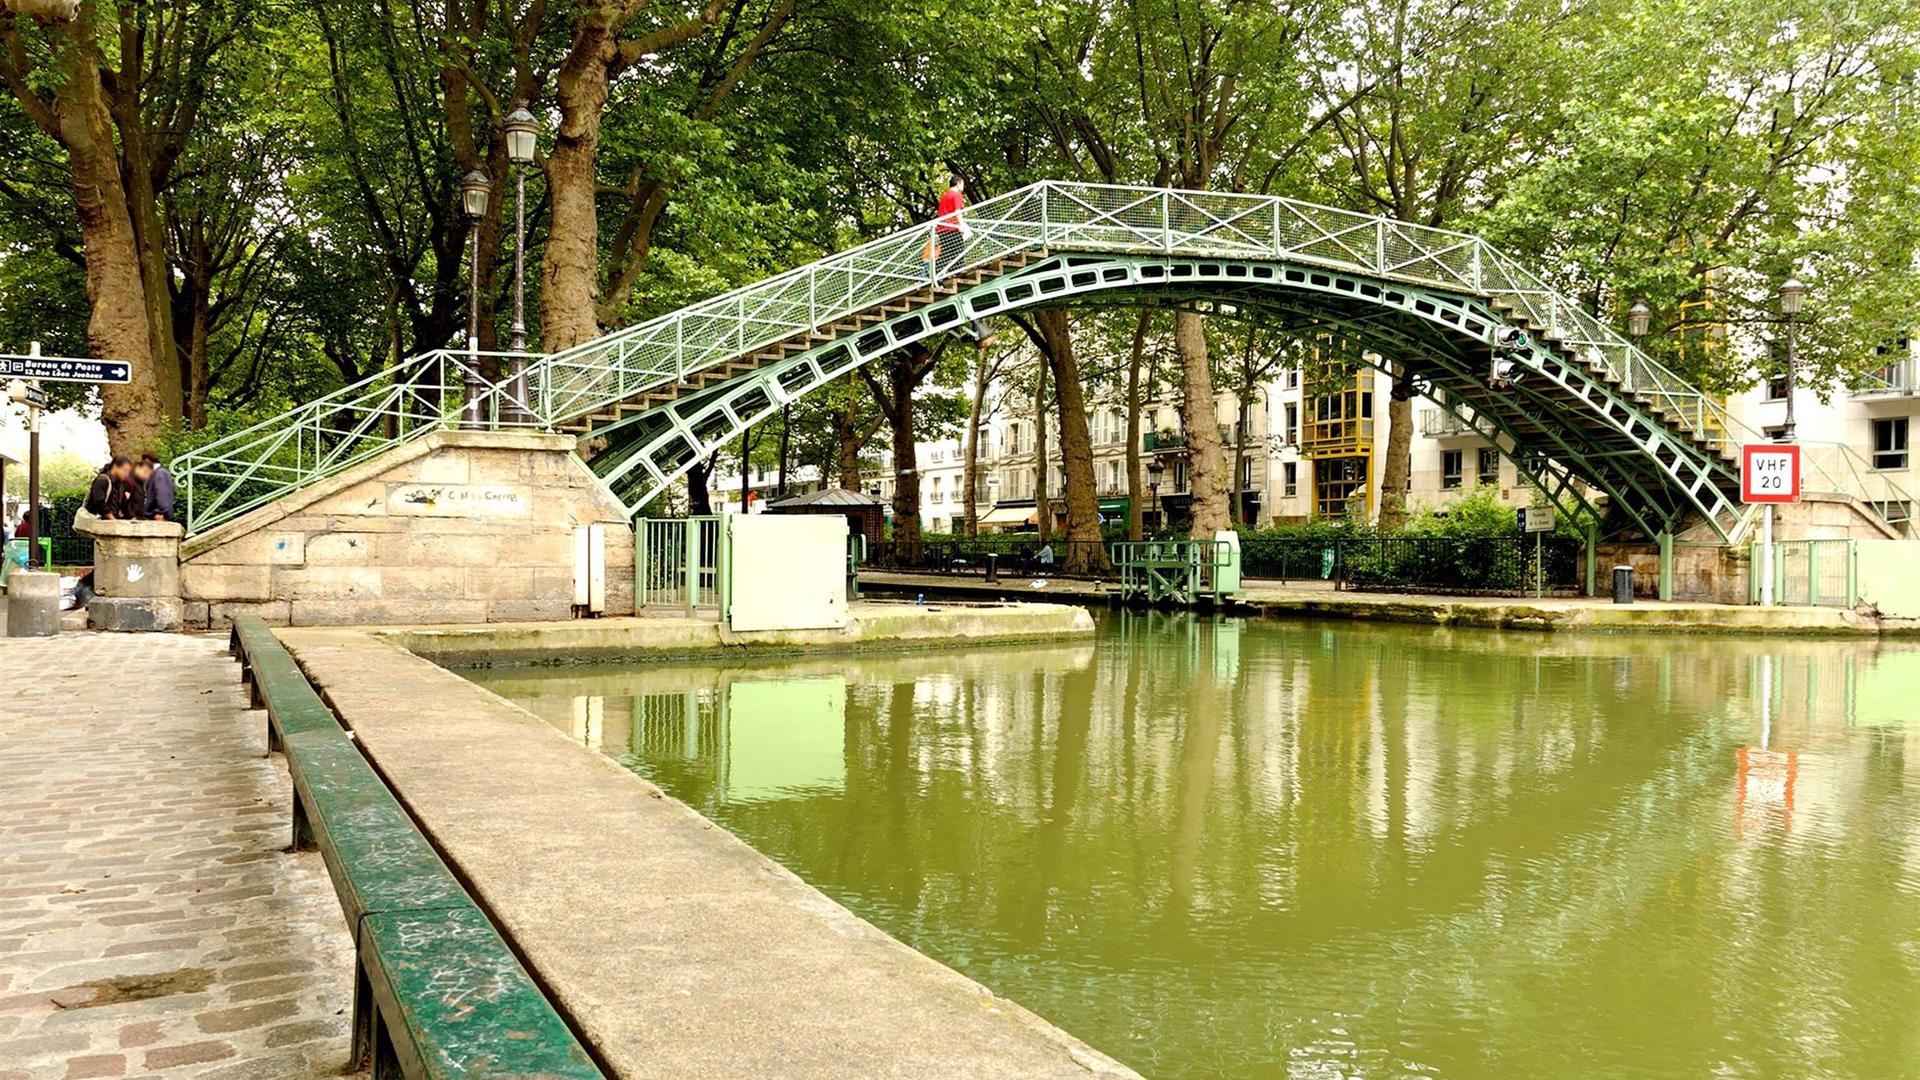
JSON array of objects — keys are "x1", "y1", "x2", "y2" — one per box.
[
  {"x1": 461, "y1": 171, "x2": 490, "y2": 219},
  {"x1": 505, "y1": 105, "x2": 538, "y2": 166},
  {"x1": 1778, "y1": 278, "x2": 1806, "y2": 316},
  {"x1": 1627, "y1": 301, "x2": 1651, "y2": 338}
]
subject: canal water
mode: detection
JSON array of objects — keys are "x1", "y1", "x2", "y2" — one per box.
[{"x1": 468, "y1": 614, "x2": 1920, "y2": 1079}]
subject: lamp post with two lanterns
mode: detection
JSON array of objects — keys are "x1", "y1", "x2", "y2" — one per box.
[{"x1": 456, "y1": 103, "x2": 542, "y2": 428}]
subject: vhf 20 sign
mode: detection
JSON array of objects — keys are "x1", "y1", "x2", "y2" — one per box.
[{"x1": 1741, "y1": 444, "x2": 1801, "y2": 504}]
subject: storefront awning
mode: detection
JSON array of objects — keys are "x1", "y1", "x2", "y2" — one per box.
[
  {"x1": 978, "y1": 505, "x2": 1035, "y2": 526},
  {"x1": 1097, "y1": 497, "x2": 1130, "y2": 514}
]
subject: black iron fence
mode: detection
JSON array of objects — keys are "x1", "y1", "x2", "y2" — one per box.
[
  {"x1": 864, "y1": 533, "x2": 1585, "y2": 597},
  {"x1": 866, "y1": 538, "x2": 1114, "y2": 578},
  {"x1": 1336, "y1": 535, "x2": 1582, "y2": 595}
]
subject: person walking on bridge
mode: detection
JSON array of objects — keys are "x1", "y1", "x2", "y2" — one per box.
[
  {"x1": 934, "y1": 174, "x2": 971, "y2": 282},
  {"x1": 931, "y1": 174, "x2": 995, "y2": 347}
]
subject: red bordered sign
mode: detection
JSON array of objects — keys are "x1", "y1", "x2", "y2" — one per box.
[{"x1": 1741, "y1": 444, "x2": 1801, "y2": 504}]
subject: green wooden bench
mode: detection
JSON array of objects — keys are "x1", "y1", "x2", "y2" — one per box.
[
  {"x1": 230, "y1": 617, "x2": 345, "y2": 751},
  {"x1": 228, "y1": 617, "x2": 604, "y2": 1080}
]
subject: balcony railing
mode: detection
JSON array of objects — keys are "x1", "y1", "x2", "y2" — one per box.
[
  {"x1": 1144, "y1": 430, "x2": 1186, "y2": 452},
  {"x1": 1853, "y1": 361, "x2": 1916, "y2": 398},
  {"x1": 1420, "y1": 408, "x2": 1475, "y2": 438}
]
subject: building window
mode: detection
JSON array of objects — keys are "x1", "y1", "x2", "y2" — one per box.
[
  {"x1": 1477, "y1": 448, "x2": 1500, "y2": 487},
  {"x1": 1765, "y1": 377, "x2": 1789, "y2": 402},
  {"x1": 1874, "y1": 418, "x2": 1909, "y2": 470},
  {"x1": 1283, "y1": 462, "x2": 1297, "y2": 497},
  {"x1": 1442, "y1": 450, "x2": 1464, "y2": 489},
  {"x1": 1283, "y1": 402, "x2": 1299, "y2": 445}
]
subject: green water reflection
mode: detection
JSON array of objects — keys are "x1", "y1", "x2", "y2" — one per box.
[{"x1": 469, "y1": 615, "x2": 1920, "y2": 1079}]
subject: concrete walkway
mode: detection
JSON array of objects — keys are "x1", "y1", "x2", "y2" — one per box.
[
  {"x1": 0, "y1": 630, "x2": 358, "y2": 1079},
  {"x1": 282, "y1": 624, "x2": 1142, "y2": 1079}
]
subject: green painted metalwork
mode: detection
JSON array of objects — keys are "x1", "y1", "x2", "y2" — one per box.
[
  {"x1": 175, "y1": 182, "x2": 1915, "y2": 547},
  {"x1": 358, "y1": 908, "x2": 603, "y2": 1080},
  {"x1": 1115, "y1": 539, "x2": 1238, "y2": 606},
  {"x1": 1657, "y1": 532, "x2": 1675, "y2": 601},
  {"x1": 1766, "y1": 538, "x2": 1859, "y2": 608}
]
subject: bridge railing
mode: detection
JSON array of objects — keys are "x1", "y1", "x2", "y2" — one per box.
[
  {"x1": 530, "y1": 185, "x2": 1055, "y2": 425},
  {"x1": 175, "y1": 349, "x2": 542, "y2": 536},
  {"x1": 524, "y1": 182, "x2": 1727, "y2": 445}
]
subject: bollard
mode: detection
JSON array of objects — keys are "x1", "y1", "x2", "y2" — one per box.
[
  {"x1": 985, "y1": 553, "x2": 999, "y2": 583},
  {"x1": 5, "y1": 570, "x2": 61, "y2": 637},
  {"x1": 1611, "y1": 565, "x2": 1635, "y2": 605}
]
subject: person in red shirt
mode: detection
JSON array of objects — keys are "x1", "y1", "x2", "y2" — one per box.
[
  {"x1": 930, "y1": 174, "x2": 994, "y2": 346},
  {"x1": 933, "y1": 174, "x2": 969, "y2": 278}
]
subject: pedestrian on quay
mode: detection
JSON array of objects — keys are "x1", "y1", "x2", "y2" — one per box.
[
  {"x1": 83, "y1": 456, "x2": 134, "y2": 521},
  {"x1": 123, "y1": 458, "x2": 150, "y2": 520},
  {"x1": 141, "y1": 452, "x2": 175, "y2": 521}
]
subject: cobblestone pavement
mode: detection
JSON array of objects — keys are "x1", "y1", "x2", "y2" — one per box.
[{"x1": 0, "y1": 631, "x2": 360, "y2": 1079}]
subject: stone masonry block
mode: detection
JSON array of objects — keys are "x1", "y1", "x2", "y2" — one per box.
[
  {"x1": 376, "y1": 532, "x2": 509, "y2": 568},
  {"x1": 182, "y1": 599, "x2": 211, "y2": 629},
  {"x1": 485, "y1": 592, "x2": 572, "y2": 623},
  {"x1": 410, "y1": 453, "x2": 470, "y2": 485},
  {"x1": 463, "y1": 566, "x2": 536, "y2": 602},
  {"x1": 87, "y1": 596, "x2": 183, "y2": 633},
  {"x1": 379, "y1": 566, "x2": 467, "y2": 599},
  {"x1": 310, "y1": 480, "x2": 388, "y2": 518},
  {"x1": 94, "y1": 549, "x2": 182, "y2": 599},
  {"x1": 302, "y1": 533, "x2": 375, "y2": 566},
  {"x1": 289, "y1": 597, "x2": 488, "y2": 627},
  {"x1": 188, "y1": 531, "x2": 306, "y2": 567},
  {"x1": 182, "y1": 563, "x2": 273, "y2": 602},
  {"x1": 207, "y1": 600, "x2": 291, "y2": 628},
  {"x1": 464, "y1": 450, "x2": 531, "y2": 485},
  {"x1": 272, "y1": 566, "x2": 381, "y2": 601}
]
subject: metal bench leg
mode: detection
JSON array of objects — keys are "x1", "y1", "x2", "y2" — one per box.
[
  {"x1": 350, "y1": 954, "x2": 375, "y2": 1071},
  {"x1": 291, "y1": 793, "x2": 314, "y2": 851},
  {"x1": 372, "y1": 1006, "x2": 403, "y2": 1080},
  {"x1": 266, "y1": 719, "x2": 281, "y2": 755}
]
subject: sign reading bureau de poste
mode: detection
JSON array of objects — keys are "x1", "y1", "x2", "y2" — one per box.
[
  {"x1": 0, "y1": 355, "x2": 132, "y2": 384},
  {"x1": 387, "y1": 483, "x2": 531, "y2": 518}
]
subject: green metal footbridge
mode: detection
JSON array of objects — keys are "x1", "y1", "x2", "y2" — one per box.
[{"x1": 175, "y1": 182, "x2": 1912, "y2": 550}]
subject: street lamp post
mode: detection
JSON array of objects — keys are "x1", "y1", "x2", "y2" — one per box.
[
  {"x1": 459, "y1": 169, "x2": 491, "y2": 429},
  {"x1": 1777, "y1": 278, "x2": 1806, "y2": 443},
  {"x1": 1147, "y1": 457, "x2": 1166, "y2": 534},
  {"x1": 503, "y1": 103, "x2": 539, "y2": 423}
]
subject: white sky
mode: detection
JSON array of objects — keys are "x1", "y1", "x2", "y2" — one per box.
[{"x1": 0, "y1": 402, "x2": 110, "y2": 465}]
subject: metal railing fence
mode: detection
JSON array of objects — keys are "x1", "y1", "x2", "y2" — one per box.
[
  {"x1": 175, "y1": 349, "x2": 542, "y2": 535},
  {"x1": 1336, "y1": 535, "x2": 1583, "y2": 596},
  {"x1": 865, "y1": 533, "x2": 1583, "y2": 598},
  {"x1": 1756, "y1": 539, "x2": 1858, "y2": 608},
  {"x1": 637, "y1": 517, "x2": 724, "y2": 612}
]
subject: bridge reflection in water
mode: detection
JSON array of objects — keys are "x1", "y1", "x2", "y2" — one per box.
[{"x1": 469, "y1": 616, "x2": 1920, "y2": 1080}]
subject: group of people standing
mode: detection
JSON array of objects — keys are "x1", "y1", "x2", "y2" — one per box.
[{"x1": 83, "y1": 453, "x2": 174, "y2": 522}]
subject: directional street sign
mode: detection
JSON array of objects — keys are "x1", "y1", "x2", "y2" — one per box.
[
  {"x1": 1741, "y1": 443, "x2": 1802, "y2": 504},
  {"x1": 0, "y1": 354, "x2": 132, "y2": 384}
]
